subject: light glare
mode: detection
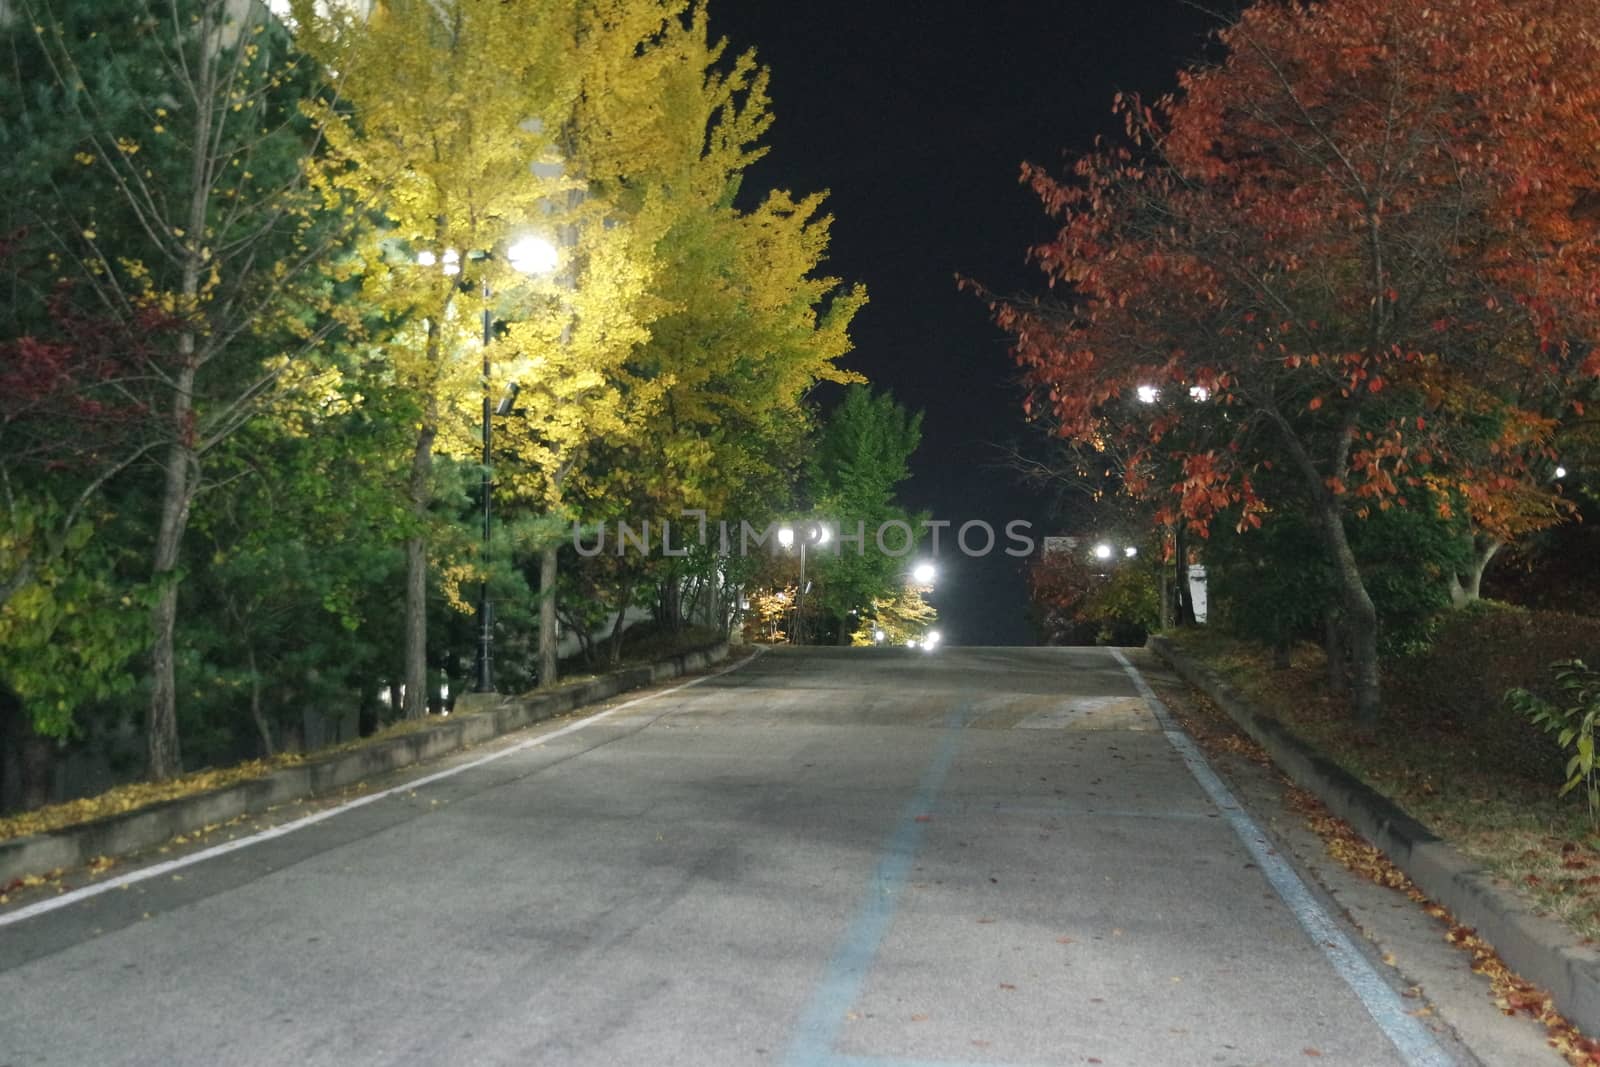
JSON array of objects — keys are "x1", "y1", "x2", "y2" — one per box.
[
  {"x1": 1094, "y1": 543, "x2": 1113, "y2": 560},
  {"x1": 1136, "y1": 384, "x2": 1160, "y2": 404},
  {"x1": 507, "y1": 235, "x2": 560, "y2": 276}
]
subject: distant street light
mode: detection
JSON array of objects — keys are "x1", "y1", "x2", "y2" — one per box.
[
  {"x1": 1555, "y1": 465, "x2": 1569, "y2": 480},
  {"x1": 1136, "y1": 384, "x2": 1160, "y2": 404},
  {"x1": 873, "y1": 628, "x2": 886, "y2": 645},
  {"x1": 923, "y1": 629, "x2": 942, "y2": 651},
  {"x1": 1093, "y1": 543, "x2": 1113, "y2": 561},
  {"x1": 1124, "y1": 546, "x2": 1138, "y2": 559},
  {"x1": 778, "y1": 521, "x2": 827, "y2": 645},
  {"x1": 912, "y1": 562, "x2": 936, "y2": 585}
]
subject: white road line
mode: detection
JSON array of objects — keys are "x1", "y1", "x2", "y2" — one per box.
[
  {"x1": 0, "y1": 648, "x2": 766, "y2": 930},
  {"x1": 1110, "y1": 648, "x2": 1456, "y2": 1067}
]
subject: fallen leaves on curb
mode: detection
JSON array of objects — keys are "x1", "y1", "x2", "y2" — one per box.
[
  {"x1": 0, "y1": 756, "x2": 306, "y2": 844},
  {"x1": 1287, "y1": 786, "x2": 1600, "y2": 1066}
]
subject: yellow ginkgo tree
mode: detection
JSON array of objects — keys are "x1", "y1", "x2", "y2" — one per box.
[
  {"x1": 295, "y1": 0, "x2": 675, "y2": 709},
  {"x1": 561, "y1": 9, "x2": 867, "y2": 638}
]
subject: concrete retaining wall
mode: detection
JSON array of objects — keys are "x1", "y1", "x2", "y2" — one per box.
[
  {"x1": 1148, "y1": 634, "x2": 1600, "y2": 1036},
  {"x1": 0, "y1": 643, "x2": 731, "y2": 886}
]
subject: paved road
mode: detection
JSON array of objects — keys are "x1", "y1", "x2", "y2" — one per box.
[{"x1": 0, "y1": 647, "x2": 1461, "y2": 1066}]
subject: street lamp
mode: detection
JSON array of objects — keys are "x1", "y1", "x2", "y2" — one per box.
[
  {"x1": 911, "y1": 561, "x2": 936, "y2": 586},
  {"x1": 421, "y1": 235, "x2": 558, "y2": 694},
  {"x1": 778, "y1": 522, "x2": 827, "y2": 645},
  {"x1": 1093, "y1": 543, "x2": 1113, "y2": 561}
]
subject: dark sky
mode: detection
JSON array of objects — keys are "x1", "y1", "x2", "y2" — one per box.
[{"x1": 714, "y1": 1, "x2": 1233, "y2": 645}]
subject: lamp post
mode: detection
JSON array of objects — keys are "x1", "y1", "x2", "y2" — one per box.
[
  {"x1": 424, "y1": 236, "x2": 558, "y2": 694},
  {"x1": 778, "y1": 522, "x2": 829, "y2": 644}
]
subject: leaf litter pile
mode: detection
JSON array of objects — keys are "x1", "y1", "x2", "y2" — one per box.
[{"x1": 1164, "y1": 673, "x2": 1600, "y2": 1066}]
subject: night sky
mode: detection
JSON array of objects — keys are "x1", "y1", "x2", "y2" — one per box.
[{"x1": 715, "y1": 1, "x2": 1235, "y2": 645}]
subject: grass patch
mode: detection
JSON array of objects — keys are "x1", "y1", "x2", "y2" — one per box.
[{"x1": 1169, "y1": 609, "x2": 1600, "y2": 944}]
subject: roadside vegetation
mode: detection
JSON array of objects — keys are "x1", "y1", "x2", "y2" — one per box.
[
  {"x1": 999, "y1": 0, "x2": 1600, "y2": 943},
  {"x1": 0, "y1": 1, "x2": 929, "y2": 814}
]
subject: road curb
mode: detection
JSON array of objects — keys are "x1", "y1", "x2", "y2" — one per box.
[
  {"x1": 1147, "y1": 633, "x2": 1600, "y2": 1036},
  {"x1": 0, "y1": 643, "x2": 731, "y2": 887}
]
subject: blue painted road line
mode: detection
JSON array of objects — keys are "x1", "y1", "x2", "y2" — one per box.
[
  {"x1": 785, "y1": 703, "x2": 987, "y2": 1067},
  {"x1": 1111, "y1": 648, "x2": 1457, "y2": 1067}
]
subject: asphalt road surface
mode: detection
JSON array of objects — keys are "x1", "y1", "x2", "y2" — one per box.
[{"x1": 0, "y1": 646, "x2": 1467, "y2": 1066}]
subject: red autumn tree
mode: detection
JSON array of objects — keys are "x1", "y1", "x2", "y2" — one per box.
[
  {"x1": 980, "y1": 0, "x2": 1600, "y2": 729},
  {"x1": 0, "y1": 249, "x2": 177, "y2": 610}
]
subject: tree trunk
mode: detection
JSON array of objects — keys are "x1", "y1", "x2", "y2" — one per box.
[
  {"x1": 608, "y1": 581, "x2": 634, "y2": 666},
  {"x1": 18, "y1": 731, "x2": 53, "y2": 812},
  {"x1": 402, "y1": 400, "x2": 437, "y2": 721},
  {"x1": 1315, "y1": 502, "x2": 1381, "y2": 730},
  {"x1": 1323, "y1": 606, "x2": 1348, "y2": 695},
  {"x1": 1173, "y1": 521, "x2": 1196, "y2": 626},
  {"x1": 146, "y1": 368, "x2": 198, "y2": 780},
  {"x1": 539, "y1": 543, "x2": 559, "y2": 687},
  {"x1": 1449, "y1": 537, "x2": 1502, "y2": 607},
  {"x1": 246, "y1": 646, "x2": 275, "y2": 758}
]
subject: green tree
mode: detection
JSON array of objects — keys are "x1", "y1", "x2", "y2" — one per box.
[{"x1": 4, "y1": 0, "x2": 359, "y2": 777}]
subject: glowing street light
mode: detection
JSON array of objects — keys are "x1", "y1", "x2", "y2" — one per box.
[
  {"x1": 778, "y1": 521, "x2": 827, "y2": 645},
  {"x1": 1188, "y1": 385, "x2": 1210, "y2": 402},
  {"x1": 507, "y1": 234, "x2": 559, "y2": 276},
  {"x1": 923, "y1": 630, "x2": 942, "y2": 650},
  {"x1": 1555, "y1": 465, "x2": 1569, "y2": 480},
  {"x1": 873, "y1": 628, "x2": 886, "y2": 645},
  {"x1": 912, "y1": 562, "x2": 936, "y2": 585},
  {"x1": 1124, "y1": 546, "x2": 1138, "y2": 558},
  {"x1": 1093, "y1": 543, "x2": 1114, "y2": 561},
  {"x1": 1136, "y1": 384, "x2": 1160, "y2": 404}
]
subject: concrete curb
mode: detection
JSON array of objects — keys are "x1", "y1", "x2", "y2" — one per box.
[
  {"x1": 0, "y1": 643, "x2": 731, "y2": 887},
  {"x1": 1147, "y1": 634, "x2": 1600, "y2": 1036}
]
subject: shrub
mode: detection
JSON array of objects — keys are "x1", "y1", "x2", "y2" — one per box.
[
  {"x1": 1387, "y1": 604, "x2": 1600, "y2": 783},
  {"x1": 1507, "y1": 660, "x2": 1600, "y2": 826}
]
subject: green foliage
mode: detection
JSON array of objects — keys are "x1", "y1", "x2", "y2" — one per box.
[
  {"x1": 1208, "y1": 503, "x2": 1469, "y2": 656},
  {"x1": 1080, "y1": 564, "x2": 1159, "y2": 645},
  {"x1": 0, "y1": 525, "x2": 145, "y2": 739},
  {"x1": 1508, "y1": 660, "x2": 1600, "y2": 827},
  {"x1": 1026, "y1": 543, "x2": 1157, "y2": 646},
  {"x1": 807, "y1": 386, "x2": 926, "y2": 627},
  {"x1": 1206, "y1": 511, "x2": 1333, "y2": 649}
]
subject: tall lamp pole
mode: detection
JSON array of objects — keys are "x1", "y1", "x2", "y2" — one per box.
[
  {"x1": 474, "y1": 277, "x2": 495, "y2": 691},
  {"x1": 426, "y1": 238, "x2": 559, "y2": 695},
  {"x1": 778, "y1": 523, "x2": 829, "y2": 644}
]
